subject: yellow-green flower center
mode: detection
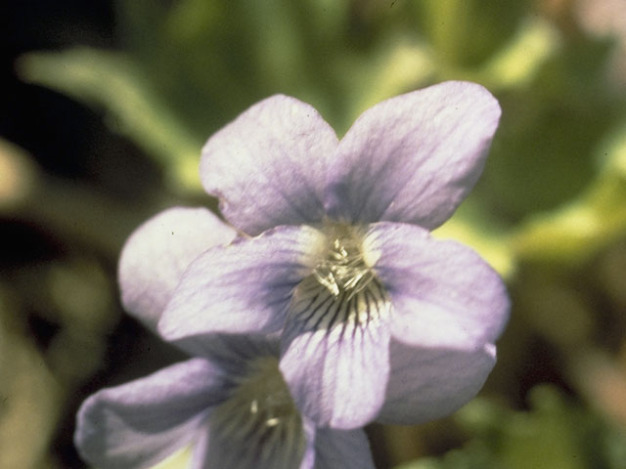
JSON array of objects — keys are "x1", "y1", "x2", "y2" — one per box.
[
  {"x1": 313, "y1": 223, "x2": 374, "y2": 298},
  {"x1": 292, "y1": 222, "x2": 390, "y2": 331}
]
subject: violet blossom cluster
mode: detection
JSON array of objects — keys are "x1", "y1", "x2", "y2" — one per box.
[{"x1": 75, "y1": 81, "x2": 510, "y2": 468}]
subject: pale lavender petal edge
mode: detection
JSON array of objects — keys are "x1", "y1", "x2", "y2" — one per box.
[
  {"x1": 75, "y1": 358, "x2": 221, "y2": 469},
  {"x1": 119, "y1": 207, "x2": 236, "y2": 333},
  {"x1": 378, "y1": 342, "x2": 497, "y2": 425}
]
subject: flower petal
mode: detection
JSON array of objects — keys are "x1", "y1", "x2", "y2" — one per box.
[
  {"x1": 75, "y1": 358, "x2": 224, "y2": 469},
  {"x1": 159, "y1": 225, "x2": 325, "y2": 343},
  {"x1": 325, "y1": 81, "x2": 501, "y2": 229},
  {"x1": 378, "y1": 342, "x2": 496, "y2": 425},
  {"x1": 280, "y1": 279, "x2": 391, "y2": 429},
  {"x1": 368, "y1": 222, "x2": 509, "y2": 349},
  {"x1": 192, "y1": 414, "x2": 313, "y2": 469},
  {"x1": 190, "y1": 426, "x2": 211, "y2": 469},
  {"x1": 314, "y1": 428, "x2": 375, "y2": 469},
  {"x1": 200, "y1": 95, "x2": 338, "y2": 235},
  {"x1": 191, "y1": 365, "x2": 316, "y2": 469},
  {"x1": 119, "y1": 207, "x2": 236, "y2": 332}
]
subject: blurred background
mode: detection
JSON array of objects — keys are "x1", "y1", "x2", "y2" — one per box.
[{"x1": 2, "y1": 0, "x2": 626, "y2": 467}]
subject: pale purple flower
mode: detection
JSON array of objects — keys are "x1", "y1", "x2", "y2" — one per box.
[
  {"x1": 75, "y1": 208, "x2": 375, "y2": 469},
  {"x1": 153, "y1": 81, "x2": 509, "y2": 429},
  {"x1": 75, "y1": 336, "x2": 374, "y2": 469}
]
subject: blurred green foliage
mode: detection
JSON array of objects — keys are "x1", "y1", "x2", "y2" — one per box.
[
  {"x1": 3, "y1": 0, "x2": 626, "y2": 467},
  {"x1": 398, "y1": 386, "x2": 626, "y2": 469}
]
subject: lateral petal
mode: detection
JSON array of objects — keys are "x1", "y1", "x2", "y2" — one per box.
[
  {"x1": 367, "y1": 222, "x2": 509, "y2": 350},
  {"x1": 159, "y1": 225, "x2": 325, "y2": 343}
]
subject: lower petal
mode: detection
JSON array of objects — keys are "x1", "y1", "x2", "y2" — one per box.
[
  {"x1": 378, "y1": 341, "x2": 497, "y2": 425},
  {"x1": 280, "y1": 278, "x2": 391, "y2": 429},
  {"x1": 75, "y1": 358, "x2": 223, "y2": 469}
]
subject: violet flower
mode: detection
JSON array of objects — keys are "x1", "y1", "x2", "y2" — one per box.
[
  {"x1": 155, "y1": 81, "x2": 509, "y2": 429},
  {"x1": 75, "y1": 337, "x2": 374, "y2": 469},
  {"x1": 75, "y1": 208, "x2": 375, "y2": 469}
]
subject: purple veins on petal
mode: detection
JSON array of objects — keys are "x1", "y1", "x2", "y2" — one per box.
[
  {"x1": 206, "y1": 356, "x2": 308, "y2": 468},
  {"x1": 158, "y1": 224, "x2": 326, "y2": 344}
]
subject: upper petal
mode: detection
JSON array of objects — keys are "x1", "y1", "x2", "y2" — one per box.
[
  {"x1": 314, "y1": 428, "x2": 375, "y2": 469},
  {"x1": 119, "y1": 207, "x2": 236, "y2": 332},
  {"x1": 325, "y1": 81, "x2": 501, "y2": 229},
  {"x1": 75, "y1": 358, "x2": 224, "y2": 469},
  {"x1": 200, "y1": 95, "x2": 339, "y2": 235},
  {"x1": 378, "y1": 342, "x2": 496, "y2": 425},
  {"x1": 367, "y1": 222, "x2": 509, "y2": 350},
  {"x1": 159, "y1": 225, "x2": 325, "y2": 344}
]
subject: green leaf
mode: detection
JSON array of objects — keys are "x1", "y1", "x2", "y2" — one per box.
[
  {"x1": 17, "y1": 48, "x2": 204, "y2": 192},
  {"x1": 513, "y1": 121, "x2": 626, "y2": 266}
]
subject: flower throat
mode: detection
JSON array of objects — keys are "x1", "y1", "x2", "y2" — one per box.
[
  {"x1": 211, "y1": 357, "x2": 305, "y2": 465},
  {"x1": 313, "y1": 223, "x2": 374, "y2": 298},
  {"x1": 291, "y1": 222, "x2": 390, "y2": 332}
]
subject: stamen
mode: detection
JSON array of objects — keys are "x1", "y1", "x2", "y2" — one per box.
[
  {"x1": 292, "y1": 222, "x2": 391, "y2": 333},
  {"x1": 313, "y1": 223, "x2": 375, "y2": 299}
]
